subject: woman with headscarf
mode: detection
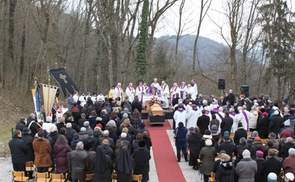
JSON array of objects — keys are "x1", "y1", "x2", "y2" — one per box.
[
  {"x1": 115, "y1": 146, "x2": 135, "y2": 182},
  {"x1": 94, "y1": 145, "x2": 113, "y2": 182}
]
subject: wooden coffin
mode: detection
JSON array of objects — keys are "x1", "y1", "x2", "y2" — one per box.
[{"x1": 150, "y1": 104, "x2": 163, "y2": 116}]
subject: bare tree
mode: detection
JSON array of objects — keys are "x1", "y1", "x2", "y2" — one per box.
[
  {"x1": 175, "y1": 0, "x2": 185, "y2": 58},
  {"x1": 192, "y1": 0, "x2": 212, "y2": 73}
]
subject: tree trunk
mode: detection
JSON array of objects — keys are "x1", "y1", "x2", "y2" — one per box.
[
  {"x1": 1, "y1": 0, "x2": 9, "y2": 88},
  {"x1": 8, "y1": 0, "x2": 17, "y2": 88},
  {"x1": 20, "y1": 24, "x2": 26, "y2": 82}
]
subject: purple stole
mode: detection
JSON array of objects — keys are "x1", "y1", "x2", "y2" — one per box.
[
  {"x1": 161, "y1": 84, "x2": 167, "y2": 93},
  {"x1": 137, "y1": 86, "x2": 144, "y2": 103},
  {"x1": 212, "y1": 106, "x2": 220, "y2": 113},
  {"x1": 128, "y1": 86, "x2": 132, "y2": 91},
  {"x1": 242, "y1": 110, "x2": 249, "y2": 132},
  {"x1": 180, "y1": 85, "x2": 186, "y2": 99},
  {"x1": 172, "y1": 86, "x2": 178, "y2": 101},
  {"x1": 178, "y1": 108, "x2": 185, "y2": 113},
  {"x1": 229, "y1": 112, "x2": 235, "y2": 117},
  {"x1": 116, "y1": 86, "x2": 121, "y2": 98}
]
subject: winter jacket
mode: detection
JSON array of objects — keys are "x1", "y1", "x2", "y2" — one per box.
[
  {"x1": 215, "y1": 161, "x2": 235, "y2": 182},
  {"x1": 235, "y1": 158, "x2": 257, "y2": 182}
]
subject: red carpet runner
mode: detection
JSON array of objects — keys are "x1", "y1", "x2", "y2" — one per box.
[{"x1": 144, "y1": 119, "x2": 186, "y2": 182}]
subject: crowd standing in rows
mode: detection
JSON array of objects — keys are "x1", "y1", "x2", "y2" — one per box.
[
  {"x1": 173, "y1": 88, "x2": 295, "y2": 182},
  {"x1": 10, "y1": 76, "x2": 295, "y2": 182},
  {"x1": 11, "y1": 87, "x2": 154, "y2": 182}
]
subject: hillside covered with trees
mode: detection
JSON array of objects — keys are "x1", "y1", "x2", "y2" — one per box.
[{"x1": 0, "y1": 0, "x2": 295, "y2": 103}]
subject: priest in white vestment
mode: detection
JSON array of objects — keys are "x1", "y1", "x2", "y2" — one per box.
[
  {"x1": 228, "y1": 108, "x2": 240, "y2": 132},
  {"x1": 125, "y1": 82, "x2": 135, "y2": 103},
  {"x1": 173, "y1": 104, "x2": 186, "y2": 129},
  {"x1": 190, "y1": 79, "x2": 198, "y2": 100},
  {"x1": 97, "y1": 92, "x2": 105, "y2": 102},
  {"x1": 79, "y1": 93, "x2": 86, "y2": 107},
  {"x1": 215, "y1": 107, "x2": 225, "y2": 132},
  {"x1": 73, "y1": 91, "x2": 79, "y2": 103},
  {"x1": 113, "y1": 83, "x2": 124, "y2": 100},
  {"x1": 186, "y1": 104, "x2": 200, "y2": 128},
  {"x1": 153, "y1": 78, "x2": 161, "y2": 91},
  {"x1": 240, "y1": 106, "x2": 251, "y2": 132},
  {"x1": 179, "y1": 82, "x2": 188, "y2": 100},
  {"x1": 161, "y1": 81, "x2": 169, "y2": 98},
  {"x1": 136, "y1": 81, "x2": 146, "y2": 103},
  {"x1": 170, "y1": 83, "x2": 180, "y2": 103}
]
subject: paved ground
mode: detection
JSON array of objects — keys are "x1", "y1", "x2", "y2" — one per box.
[{"x1": 2, "y1": 119, "x2": 203, "y2": 182}]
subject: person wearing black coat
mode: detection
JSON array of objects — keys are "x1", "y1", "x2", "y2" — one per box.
[
  {"x1": 227, "y1": 90, "x2": 235, "y2": 106},
  {"x1": 257, "y1": 112, "x2": 270, "y2": 139},
  {"x1": 218, "y1": 135, "x2": 235, "y2": 160},
  {"x1": 234, "y1": 137, "x2": 249, "y2": 165},
  {"x1": 131, "y1": 96, "x2": 142, "y2": 113},
  {"x1": 250, "y1": 137, "x2": 267, "y2": 159},
  {"x1": 260, "y1": 149, "x2": 282, "y2": 182},
  {"x1": 255, "y1": 150, "x2": 264, "y2": 182},
  {"x1": 215, "y1": 153, "x2": 235, "y2": 182},
  {"x1": 172, "y1": 93, "x2": 180, "y2": 106},
  {"x1": 94, "y1": 145, "x2": 113, "y2": 182},
  {"x1": 280, "y1": 137, "x2": 295, "y2": 161},
  {"x1": 115, "y1": 146, "x2": 135, "y2": 182},
  {"x1": 9, "y1": 130, "x2": 28, "y2": 171},
  {"x1": 197, "y1": 110, "x2": 210, "y2": 135},
  {"x1": 21, "y1": 128, "x2": 34, "y2": 178},
  {"x1": 15, "y1": 117, "x2": 27, "y2": 131},
  {"x1": 233, "y1": 122, "x2": 247, "y2": 145},
  {"x1": 132, "y1": 141, "x2": 151, "y2": 182},
  {"x1": 268, "y1": 111, "x2": 284, "y2": 138},
  {"x1": 220, "y1": 112, "x2": 233, "y2": 137},
  {"x1": 187, "y1": 127, "x2": 203, "y2": 169}
]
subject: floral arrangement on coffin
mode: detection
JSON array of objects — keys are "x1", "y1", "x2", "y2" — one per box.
[{"x1": 149, "y1": 96, "x2": 165, "y2": 107}]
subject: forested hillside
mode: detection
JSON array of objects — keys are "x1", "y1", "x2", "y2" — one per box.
[{"x1": 0, "y1": 0, "x2": 295, "y2": 102}]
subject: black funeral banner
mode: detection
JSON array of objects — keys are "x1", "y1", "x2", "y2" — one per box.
[{"x1": 50, "y1": 68, "x2": 79, "y2": 96}]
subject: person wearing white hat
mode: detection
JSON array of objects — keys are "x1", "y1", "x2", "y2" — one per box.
[
  {"x1": 235, "y1": 149, "x2": 257, "y2": 182},
  {"x1": 267, "y1": 172, "x2": 277, "y2": 182},
  {"x1": 199, "y1": 139, "x2": 216, "y2": 182},
  {"x1": 283, "y1": 148, "x2": 295, "y2": 178},
  {"x1": 269, "y1": 109, "x2": 284, "y2": 138},
  {"x1": 285, "y1": 172, "x2": 294, "y2": 182}
]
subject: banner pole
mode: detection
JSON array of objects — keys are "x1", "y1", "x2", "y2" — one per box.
[{"x1": 47, "y1": 66, "x2": 51, "y2": 85}]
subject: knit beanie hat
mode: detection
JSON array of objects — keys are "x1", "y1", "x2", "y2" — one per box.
[
  {"x1": 205, "y1": 139, "x2": 212, "y2": 146},
  {"x1": 242, "y1": 149, "x2": 251, "y2": 159},
  {"x1": 285, "y1": 172, "x2": 294, "y2": 181},
  {"x1": 267, "y1": 172, "x2": 277, "y2": 182},
  {"x1": 256, "y1": 150, "x2": 264, "y2": 158},
  {"x1": 288, "y1": 148, "x2": 295, "y2": 156},
  {"x1": 254, "y1": 137, "x2": 262, "y2": 142}
]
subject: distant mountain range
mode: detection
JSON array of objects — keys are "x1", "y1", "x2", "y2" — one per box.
[{"x1": 156, "y1": 34, "x2": 228, "y2": 69}]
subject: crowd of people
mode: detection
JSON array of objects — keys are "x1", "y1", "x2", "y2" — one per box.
[
  {"x1": 9, "y1": 76, "x2": 295, "y2": 182},
  {"x1": 11, "y1": 95, "x2": 152, "y2": 182},
  {"x1": 172, "y1": 89, "x2": 295, "y2": 182}
]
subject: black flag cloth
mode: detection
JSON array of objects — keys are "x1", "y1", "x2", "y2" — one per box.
[{"x1": 50, "y1": 68, "x2": 79, "y2": 96}]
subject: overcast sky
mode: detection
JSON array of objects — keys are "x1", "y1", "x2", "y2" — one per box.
[{"x1": 154, "y1": 0, "x2": 294, "y2": 44}]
